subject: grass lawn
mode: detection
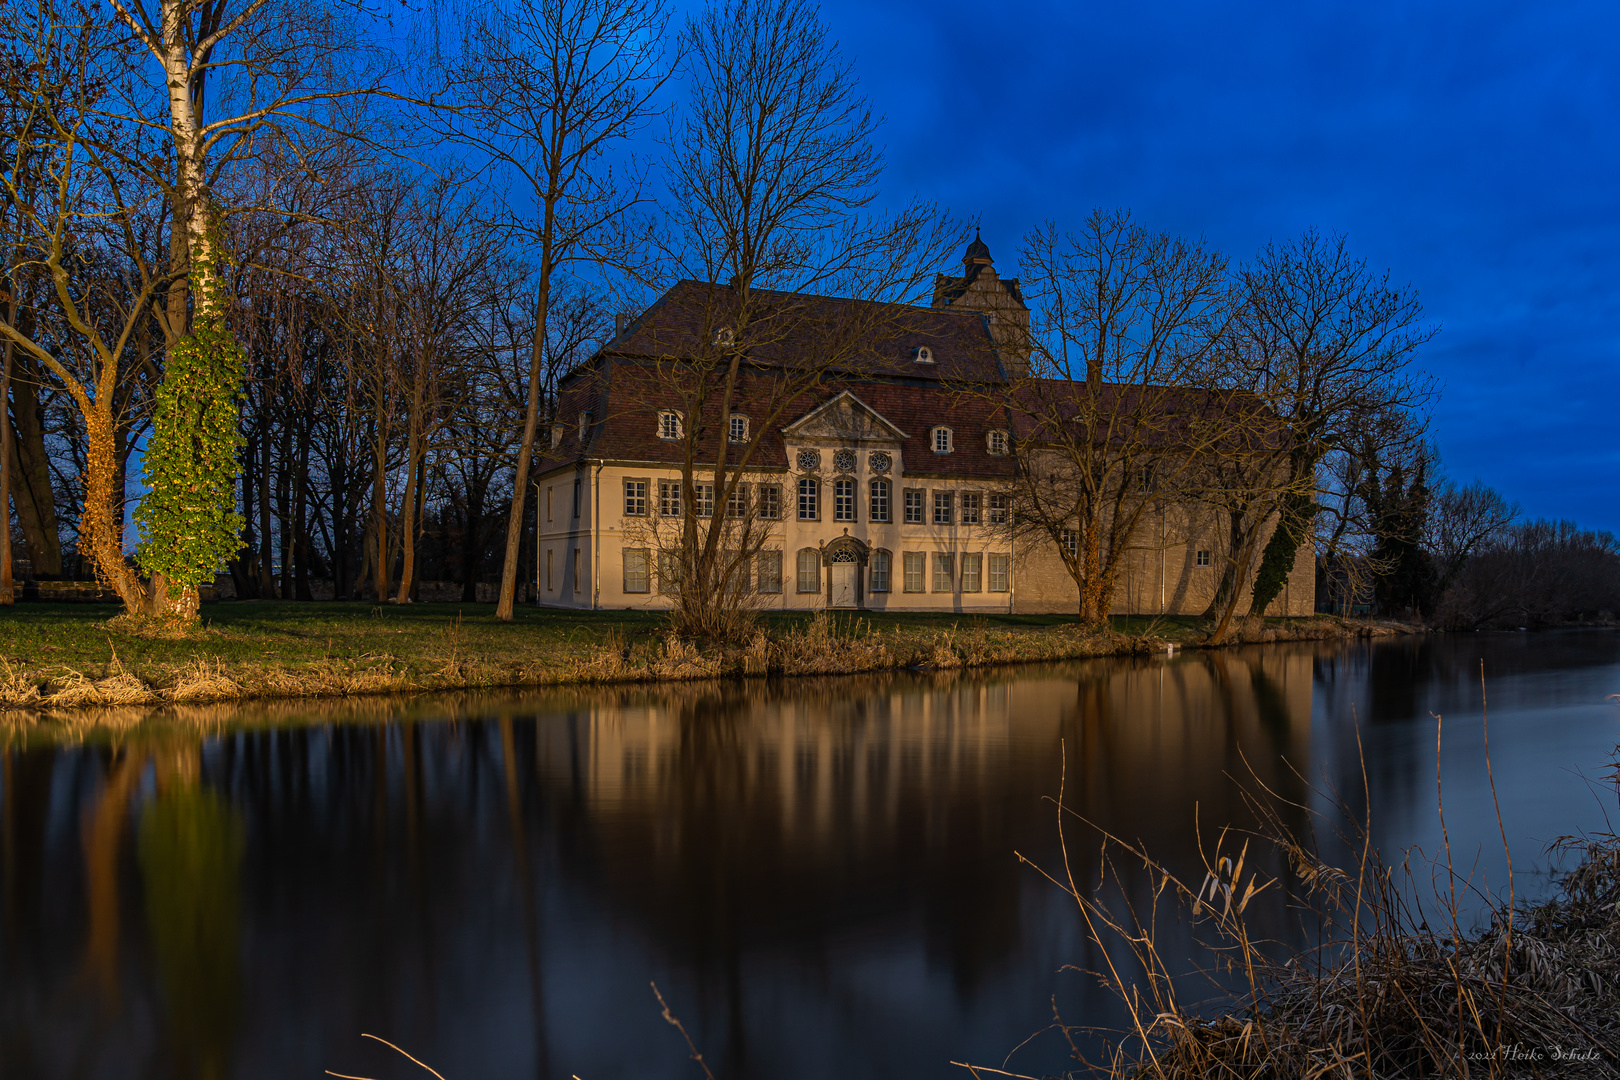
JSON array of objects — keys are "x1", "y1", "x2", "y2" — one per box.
[{"x1": 0, "y1": 600, "x2": 1364, "y2": 712}]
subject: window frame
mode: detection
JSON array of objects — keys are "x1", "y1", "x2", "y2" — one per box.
[
  {"x1": 987, "y1": 429, "x2": 1009, "y2": 456},
  {"x1": 796, "y1": 548, "x2": 821, "y2": 594},
  {"x1": 757, "y1": 483, "x2": 781, "y2": 521},
  {"x1": 726, "y1": 483, "x2": 748, "y2": 518},
  {"x1": 869, "y1": 549, "x2": 892, "y2": 593},
  {"x1": 622, "y1": 547, "x2": 651, "y2": 594},
  {"x1": 902, "y1": 551, "x2": 926, "y2": 593},
  {"x1": 960, "y1": 491, "x2": 981, "y2": 525},
  {"x1": 694, "y1": 482, "x2": 715, "y2": 519},
  {"x1": 931, "y1": 426, "x2": 953, "y2": 454},
  {"x1": 1196, "y1": 549, "x2": 1212, "y2": 567},
  {"x1": 988, "y1": 553, "x2": 1011, "y2": 593},
  {"x1": 903, "y1": 489, "x2": 925, "y2": 524},
  {"x1": 657, "y1": 410, "x2": 683, "y2": 440},
  {"x1": 833, "y1": 478, "x2": 856, "y2": 522},
  {"x1": 1060, "y1": 529, "x2": 1079, "y2": 558},
  {"x1": 797, "y1": 477, "x2": 819, "y2": 521},
  {"x1": 728, "y1": 414, "x2": 749, "y2": 443},
  {"x1": 933, "y1": 491, "x2": 954, "y2": 526},
  {"x1": 623, "y1": 478, "x2": 648, "y2": 517},
  {"x1": 960, "y1": 552, "x2": 982, "y2": 593},
  {"x1": 658, "y1": 550, "x2": 682, "y2": 595},
  {"x1": 757, "y1": 550, "x2": 783, "y2": 594},
  {"x1": 869, "y1": 478, "x2": 891, "y2": 523},
  {"x1": 659, "y1": 479, "x2": 682, "y2": 517},
  {"x1": 932, "y1": 552, "x2": 955, "y2": 592},
  {"x1": 988, "y1": 493, "x2": 1010, "y2": 525}
]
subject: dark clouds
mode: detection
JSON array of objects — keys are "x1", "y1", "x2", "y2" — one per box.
[{"x1": 815, "y1": 0, "x2": 1620, "y2": 531}]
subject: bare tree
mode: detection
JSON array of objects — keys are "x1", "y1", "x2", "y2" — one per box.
[
  {"x1": 1233, "y1": 229, "x2": 1437, "y2": 616},
  {"x1": 1425, "y1": 476, "x2": 1518, "y2": 598},
  {"x1": 1005, "y1": 210, "x2": 1236, "y2": 626},
  {"x1": 436, "y1": 0, "x2": 672, "y2": 620},
  {"x1": 634, "y1": 0, "x2": 951, "y2": 640}
]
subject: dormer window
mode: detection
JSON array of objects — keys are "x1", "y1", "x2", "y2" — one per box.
[
  {"x1": 713, "y1": 326, "x2": 736, "y2": 347},
  {"x1": 550, "y1": 423, "x2": 564, "y2": 449},
  {"x1": 913, "y1": 345, "x2": 934, "y2": 363},
  {"x1": 987, "y1": 429, "x2": 1009, "y2": 456},
  {"x1": 932, "y1": 426, "x2": 953, "y2": 454},
  {"x1": 728, "y1": 414, "x2": 749, "y2": 443},
  {"x1": 658, "y1": 410, "x2": 683, "y2": 440},
  {"x1": 578, "y1": 411, "x2": 591, "y2": 441}
]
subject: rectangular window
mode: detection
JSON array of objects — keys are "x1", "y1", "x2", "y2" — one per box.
[
  {"x1": 726, "y1": 553, "x2": 749, "y2": 594},
  {"x1": 870, "y1": 550, "x2": 891, "y2": 592},
  {"x1": 903, "y1": 489, "x2": 924, "y2": 524},
  {"x1": 960, "y1": 492, "x2": 981, "y2": 525},
  {"x1": 834, "y1": 479, "x2": 855, "y2": 522},
  {"x1": 903, "y1": 552, "x2": 925, "y2": 593},
  {"x1": 658, "y1": 411, "x2": 681, "y2": 440},
  {"x1": 624, "y1": 479, "x2": 647, "y2": 517},
  {"x1": 729, "y1": 414, "x2": 748, "y2": 443},
  {"x1": 796, "y1": 549, "x2": 820, "y2": 593},
  {"x1": 1060, "y1": 529, "x2": 1079, "y2": 558},
  {"x1": 988, "y1": 553, "x2": 1011, "y2": 593},
  {"x1": 546, "y1": 549, "x2": 554, "y2": 590},
  {"x1": 961, "y1": 552, "x2": 982, "y2": 592},
  {"x1": 757, "y1": 484, "x2": 781, "y2": 520},
  {"x1": 757, "y1": 550, "x2": 783, "y2": 594},
  {"x1": 988, "y1": 493, "x2": 1010, "y2": 525},
  {"x1": 694, "y1": 483, "x2": 714, "y2": 518},
  {"x1": 1196, "y1": 549, "x2": 1212, "y2": 567},
  {"x1": 726, "y1": 483, "x2": 748, "y2": 518},
  {"x1": 869, "y1": 479, "x2": 890, "y2": 522},
  {"x1": 988, "y1": 429, "x2": 1008, "y2": 456},
  {"x1": 572, "y1": 478, "x2": 580, "y2": 518},
  {"x1": 658, "y1": 550, "x2": 682, "y2": 594},
  {"x1": 659, "y1": 480, "x2": 682, "y2": 517},
  {"x1": 933, "y1": 491, "x2": 953, "y2": 525},
  {"x1": 932, "y1": 552, "x2": 955, "y2": 592},
  {"x1": 572, "y1": 549, "x2": 581, "y2": 592},
  {"x1": 798, "y1": 478, "x2": 819, "y2": 521},
  {"x1": 546, "y1": 487, "x2": 553, "y2": 522},
  {"x1": 623, "y1": 548, "x2": 650, "y2": 593}
]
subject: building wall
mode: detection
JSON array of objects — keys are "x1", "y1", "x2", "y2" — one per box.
[{"x1": 537, "y1": 459, "x2": 1314, "y2": 617}]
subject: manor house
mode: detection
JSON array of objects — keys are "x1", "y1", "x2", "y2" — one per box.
[{"x1": 532, "y1": 237, "x2": 1314, "y2": 616}]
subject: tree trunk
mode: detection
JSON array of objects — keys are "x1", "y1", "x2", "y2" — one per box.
[
  {"x1": 81, "y1": 415, "x2": 144, "y2": 610},
  {"x1": 495, "y1": 279, "x2": 551, "y2": 620},
  {"x1": 0, "y1": 338, "x2": 13, "y2": 604},
  {"x1": 258, "y1": 420, "x2": 276, "y2": 598},
  {"x1": 8, "y1": 351, "x2": 60, "y2": 577}
]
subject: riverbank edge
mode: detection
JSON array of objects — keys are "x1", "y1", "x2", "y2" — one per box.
[{"x1": 1, "y1": 612, "x2": 1422, "y2": 719}]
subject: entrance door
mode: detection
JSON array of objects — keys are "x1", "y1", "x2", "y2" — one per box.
[{"x1": 830, "y1": 562, "x2": 856, "y2": 608}]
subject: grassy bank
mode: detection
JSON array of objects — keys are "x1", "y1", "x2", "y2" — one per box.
[{"x1": 2, "y1": 601, "x2": 1410, "y2": 713}]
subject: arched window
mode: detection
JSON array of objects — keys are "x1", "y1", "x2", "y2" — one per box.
[
  {"x1": 797, "y1": 477, "x2": 819, "y2": 520},
  {"x1": 932, "y1": 426, "x2": 953, "y2": 454},
  {"x1": 728, "y1": 414, "x2": 749, "y2": 443},
  {"x1": 869, "y1": 478, "x2": 891, "y2": 522},
  {"x1": 713, "y1": 326, "x2": 736, "y2": 346},
  {"x1": 913, "y1": 345, "x2": 934, "y2": 363},
  {"x1": 869, "y1": 549, "x2": 892, "y2": 593},
  {"x1": 834, "y1": 479, "x2": 855, "y2": 522},
  {"x1": 796, "y1": 549, "x2": 821, "y2": 593}
]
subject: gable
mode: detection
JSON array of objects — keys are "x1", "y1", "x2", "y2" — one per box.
[{"x1": 781, "y1": 390, "x2": 908, "y2": 443}]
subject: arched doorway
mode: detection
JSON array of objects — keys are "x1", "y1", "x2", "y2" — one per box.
[{"x1": 822, "y1": 536, "x2": 869, "y2": 609}]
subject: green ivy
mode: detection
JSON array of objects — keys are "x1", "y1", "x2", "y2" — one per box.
[{"x1": 134, "y1": 295, "x2": 245, "y2": 599}]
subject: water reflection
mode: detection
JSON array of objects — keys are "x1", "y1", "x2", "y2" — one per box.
[{"x1": 1, "y1": 632, "x2": 1617, "y2": 1079}]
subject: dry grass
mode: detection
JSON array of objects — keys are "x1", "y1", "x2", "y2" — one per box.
[{"x1": 964, "y1": 688, "x2": 1620, "y2": 1080}]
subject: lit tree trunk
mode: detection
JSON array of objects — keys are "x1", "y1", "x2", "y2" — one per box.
[
  {"x1": 0, "y1": 338, "x2": 13, "y2": 604},
  {"x1": 496, "y1": 277, "x2": 550, "y2": 621}
]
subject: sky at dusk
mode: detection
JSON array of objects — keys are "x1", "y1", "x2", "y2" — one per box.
[{"x1": 800, "y1": 0, "x2": 1620, "y2": 533}]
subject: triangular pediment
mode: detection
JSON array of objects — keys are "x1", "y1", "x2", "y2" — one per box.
[{"x1": 781, "y1": 391, "x2": 907, "y2": 442}]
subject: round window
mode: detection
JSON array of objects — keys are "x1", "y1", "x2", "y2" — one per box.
[
  {"x1": 796, "y1": 449, "x2": 821, "y2": 472},
  {"x1": 868, "y1": 451, "x2": 891, "y2": 474},
  {"x1": 833, "y1": 449, "x2": 856, "y2": 472}
]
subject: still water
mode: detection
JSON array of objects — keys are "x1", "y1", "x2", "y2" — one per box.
[{"x1": 3, "y1": 631, "x2": 1618, "y2": 1079}]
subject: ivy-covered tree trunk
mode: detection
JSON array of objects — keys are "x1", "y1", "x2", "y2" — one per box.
[
  {"x1": 134, "y1": 261, "x2": 246, "y2": 620},
  {"x1": 1249, "y1": 486, "x2": 1314, "y2": 615}
]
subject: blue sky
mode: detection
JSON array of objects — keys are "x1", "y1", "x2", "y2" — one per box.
[{"x1": 803, "y1": 0, "x2": 1620, "y2": 532}]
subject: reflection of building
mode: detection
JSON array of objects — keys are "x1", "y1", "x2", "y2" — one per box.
[{"x1": 533, "y1": 237, "x2": 1315, "y2": 615}]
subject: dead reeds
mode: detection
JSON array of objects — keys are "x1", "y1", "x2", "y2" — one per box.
[{"x1": 971, "y1": 687, "x2": 1620, "y2": 1079}]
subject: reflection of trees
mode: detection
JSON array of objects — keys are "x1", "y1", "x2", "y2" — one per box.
[{"x1": 139, "y1": 778, "x2": 245, "y2": 1080}]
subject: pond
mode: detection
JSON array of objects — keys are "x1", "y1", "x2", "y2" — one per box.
[{"x1": 2, "y1": 630, "x2": 1618, "y2": 1079}]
